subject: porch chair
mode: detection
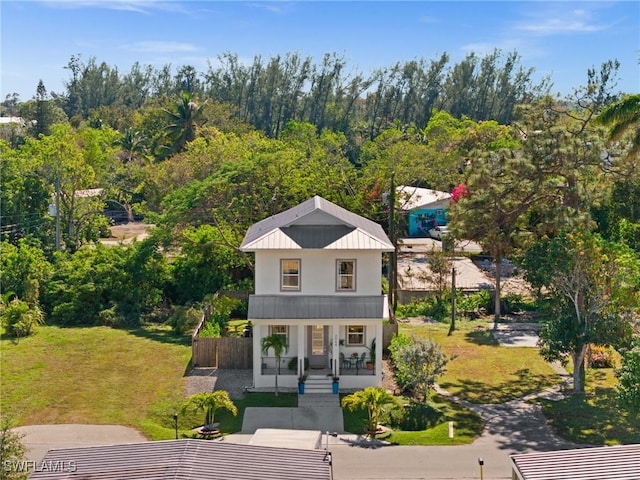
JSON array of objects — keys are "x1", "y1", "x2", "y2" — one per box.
[
  {"x1": 340, "y1": 352, "x2": 351, "y2": 369},
  {"x1": 357, "y1": 351, "x2": 367, "y2": 369}
]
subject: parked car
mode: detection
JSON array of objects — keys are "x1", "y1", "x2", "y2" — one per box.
[{"x1": 429, "y1": 225, "x2": 449, "y2": 240}]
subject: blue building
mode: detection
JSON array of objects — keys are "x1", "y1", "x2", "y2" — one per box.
[{"x1": 397, "y1": 186, "x2": 451, "y2": 237}]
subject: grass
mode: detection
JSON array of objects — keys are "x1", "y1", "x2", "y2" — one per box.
[
  {"x1": 536, "y1": 367, "x2": 640, "y2": 445},
  {"x1": 400, "y1": 319, "x2": 560, "y2": 403},
  {"x1": 342, "y1": 393, "x2": 483, "y2": 445},
  {"x1": 1, "y1": 324, "x2": 192, "y2": 440}
]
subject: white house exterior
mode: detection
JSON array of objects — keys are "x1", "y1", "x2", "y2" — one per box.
[{"x1": 240, "y1": 196, "x2": 394, "y2": 391}]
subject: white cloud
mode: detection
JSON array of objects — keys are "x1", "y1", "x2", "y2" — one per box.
[
  {"x1": 513, "y1": 5, "x2": 611, "y2": 35},
  {"x1": 37, "y1": 0, "x2": 188, "y2": 15}
]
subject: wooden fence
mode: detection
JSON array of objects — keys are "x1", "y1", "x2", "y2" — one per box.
[{"x1": 192, "y1": 336, "x2": 253, "y2": 368}]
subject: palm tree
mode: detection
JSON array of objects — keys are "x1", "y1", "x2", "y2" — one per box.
[
  {"x1": 341, "y1": 387, "x2": 401, "y2": 437},
  {"x1": 181, "y1": 391, "x2": 238, "y2": 429},
  {"x1": 595, "y1": 93, "x2": 640, "y2": 159},
  {"x1": 261, "y1": 333, "x2": 288, "y2": 397},
  {"x1": 161, "y1": 91, "x2": 206, "y2": 158}
]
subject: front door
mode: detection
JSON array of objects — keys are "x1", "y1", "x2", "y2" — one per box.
[{"x1": 308, "y1": 325, "x2": 328, "y2": 369}]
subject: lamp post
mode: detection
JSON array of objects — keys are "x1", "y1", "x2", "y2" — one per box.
[
  {"x1": 478, "y1": 457, "x2": 484, "y2": 480},
  {"x1": 173, "y1": 413, "x2": 178, "y2": 440}
]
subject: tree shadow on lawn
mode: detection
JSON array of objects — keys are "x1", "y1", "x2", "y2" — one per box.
[
  {"x1": 463, "y1": 327, "x2": 500, "y2": 346},
  {"x1": 539, "y1": 388, "x2": 640, "y2": 445},
  {"x1": 127, "y1": 325, "x2": 191, "y2": 347},
  {"x1": 440, "y1": 368, "x2": 558, "y2": 405}
]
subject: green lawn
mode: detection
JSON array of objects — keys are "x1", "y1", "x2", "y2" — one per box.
[
  {"x1": 342, "y1": 393, "x2": 483, "y2": 445},
  {"x1": 1, "y1": 325, "x2": 192, "y2": 440},
  {"x1": 400, "y1": 319, "x2": 560, "y2": 403},
  {"x1": 537, "y1": 368, "x2": 640, "y2": 445},
  {"x1": 4, "y1": 321, "x2": 635, "y2": 446}
]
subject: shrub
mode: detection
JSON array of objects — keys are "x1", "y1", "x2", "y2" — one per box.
[
  {"x1": 389, "y1": 400, "x2": 445, "y2": 431},
  {"x1": 588, "y1": 345, "x2": 615, "y2": 368},
  {"x1": 167, "y1": 306, "x2": 202, "y2": 335},
  {"x1": 1, "y1": 298, "x2": 44, "y2": 338}
]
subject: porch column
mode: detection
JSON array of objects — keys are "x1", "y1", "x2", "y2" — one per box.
[
  {"x1": 297, "y1": 322, "x2": 305, "y2": 376},
  {"x1": 331, "y1": 324, "x2": 339, "y2": 377},
  {"x1": 253, "y1": 321, "x2": 262, "y2": 387},
  {"x1": 375, "y1": 321, "x2": 383, "y2": 381}
]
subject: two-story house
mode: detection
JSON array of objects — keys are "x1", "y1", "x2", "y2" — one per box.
[{"x1": 240, "y1": 196, "x2": 394, "y2": 391}]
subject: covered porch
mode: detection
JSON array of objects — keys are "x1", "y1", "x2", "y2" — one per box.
[{"x1": 254, "y1": 320, "x2": 383, "y2": 390}]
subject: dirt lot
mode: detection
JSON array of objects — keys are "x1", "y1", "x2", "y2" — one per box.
[{"x1": 101, "y1": 222, "x2": 154, "y2": 244}]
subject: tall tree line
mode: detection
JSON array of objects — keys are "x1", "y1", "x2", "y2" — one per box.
[{"x1": 5, "y1": 49, "x2": 551, "y2": 153}]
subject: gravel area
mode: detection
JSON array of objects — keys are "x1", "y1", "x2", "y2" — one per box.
[{"x1": 185, "y1": 367, "x2": 253, "y2": 399}]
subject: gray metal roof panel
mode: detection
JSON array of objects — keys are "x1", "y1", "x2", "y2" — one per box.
[
  {"x1": 240, "y1": 196, "x2": 392, "y2": 250},
  {"x1": 510, "y1": 444, "x2": 640, "y2": 480},
  {"x1": 28, "y1": 439, "x2": 332, "y2": 480},
  {"x1": 248, "y1": 295, "x2": 387, "y2": 319}
]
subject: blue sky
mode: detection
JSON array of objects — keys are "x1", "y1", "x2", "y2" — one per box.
[{"x1": 1, "y1": 1, "x2": 638, "y2": 102}]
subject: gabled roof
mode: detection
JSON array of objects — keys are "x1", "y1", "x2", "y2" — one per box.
[
  {"x1": 28, "y1": 439, "x2": 332, "y2": 480},
  {"x1": 396, "y1": 186, "x2": 451, "y2": 211},
  {"x1": 511, "y1": 444, "x2": 640, "y2": 480},
  {"x1": 240, "y1": 196, "x2": 393, "y2": 251}
]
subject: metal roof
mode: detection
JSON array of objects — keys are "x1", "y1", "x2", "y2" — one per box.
[
  {"x1": 248, "y1": 295, "x2": 388, "y2": 319},
  {"x1": 396, "y1": 186, "x2": 451, "y2": 211},
  {"x1": 28, "y1": 439, "x2": 332, "y2": 480},
  {"x1": 510, "y1": 444, "x2": 640, "y2": 480},
  {"x1": 240, "y1": 196, "x2": 393, "y2": 251}
]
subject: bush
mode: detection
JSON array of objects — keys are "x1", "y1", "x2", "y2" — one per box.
[
  {"x1": 396, "y1": 297, "x2": 449, "y2": 321},
  {"x1": 588, "y1": 345, "x2": 615, "y2": 368},
  {"x1": 1, "y1": 298, "x2": 44, "y2": 338},
  {"x1": 166, "y1": 306, "x2": 202, "y2": 335},
  {"x1": 389, "y1": 401, "x2": 445, "y2": 431}
]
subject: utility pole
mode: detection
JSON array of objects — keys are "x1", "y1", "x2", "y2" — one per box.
[
  {"x1": 387, "y1": 174, "x2": 397, "y2": 314},
  {"x1": 448, "y1": 267, "x2": 457, "y2": 336},
  {"x1": 55, "y1": 168, "x2": 61, "y2": 251}
]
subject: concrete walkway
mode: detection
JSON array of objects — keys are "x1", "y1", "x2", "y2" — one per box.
[{"x1": 242, "y1": 393, "x2": 344, "y2": 433}]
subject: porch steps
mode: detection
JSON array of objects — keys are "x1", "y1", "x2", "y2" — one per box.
[
  {"x1": 298, "y1": 393, "x2": 340, "y2": 408},
  {"x1": 301, "y1": 375, "x2": 334, "y2": 395}
]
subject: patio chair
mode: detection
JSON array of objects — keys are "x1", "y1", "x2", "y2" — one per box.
[
  {"x1": 340, "y1": 352, "x2": 350, "y2": 369},
  {"x1": 356, "y1": 351, "x2": 367, "y2": 369}
]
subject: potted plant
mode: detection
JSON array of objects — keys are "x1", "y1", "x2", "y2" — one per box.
[
  {"x1": 298, "y1": 374, "x2": 307, "y2": 394},
  {"x1": 332, "y1": 375, "x2": 339, "y2": 394},
  {"x1": 366, "y1": 337, "x2": 376, "y2": 370}
]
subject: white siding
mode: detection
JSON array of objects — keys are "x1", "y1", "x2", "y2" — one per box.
[{"x1": 254, "y1": 250, "x2": 383, "y2": 296}]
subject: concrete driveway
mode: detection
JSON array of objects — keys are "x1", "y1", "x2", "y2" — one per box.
[{"x1": 14, "y1": 425, "x2": 147, "y2": 463}]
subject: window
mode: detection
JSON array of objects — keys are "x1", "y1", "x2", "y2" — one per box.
[
  {"x1": 269, "y1": 325, "x2": 288, "y2": 342},
  {"x1": 346, "y1": 325, "x2": 364, "y2": 345},
  {"x1": 281, "y1": 259, "x2": 300, "y2": 291},
  {"x1": 337, "y1": 259, "x2": 356, "y2": 291}
]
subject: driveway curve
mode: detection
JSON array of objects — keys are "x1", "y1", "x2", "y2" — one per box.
[{"x1": 14, "y1": 424, "x2": 147, "y2": 463}]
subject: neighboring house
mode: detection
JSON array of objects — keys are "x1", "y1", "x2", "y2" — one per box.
[
  {"x1": 510, "y1": 444, "x2": 640, "y2": 480},
  {"x1": 397, "y1": 186, "x2": 451, "y2": 237},
  {"x1": 28, "y1": 439, "x2": 332, "y2": 480},
  {"x1": 240, "y1": 196, "x2": 394, "y2": 391}
]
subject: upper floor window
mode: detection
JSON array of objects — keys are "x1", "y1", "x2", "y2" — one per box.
[
  {"x1": 346, "y1": 325, "x2": 364, "y2": 345},
  {"x1": 281, "y1": 259, "x2": 300, "y2": 291},
  {"x1": 337, "y1": 259, "x2": 356, "y2": 291}
]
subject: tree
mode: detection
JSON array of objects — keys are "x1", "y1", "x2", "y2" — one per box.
[
  {"x1": 594, "y1": 93, "x2": 640, "y2": 160},
  {"x1": 0, "y1": 416, "x2": 28, "y2": 480},
  {"x1": 616, "y1": 336, "x2": 640, "y2": 418},
  {"x1": 341, "y1": 387, "x2": 401, "y2": 437},
  {"x1": 261, "y1": 333, "x2": 288, "y2": 396},
  {"x1": 181, "y1": 391, "x2": 237, "y2": 429},
  {"x1": 159, "y1": 92, "x2": 206, "y2": 158},
  {"x1": 520, "y1": 230, "x2": 638, "y2": 393},
  {"x1": 390, "y1": 336, "x2": 453, "y2": 402}
]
